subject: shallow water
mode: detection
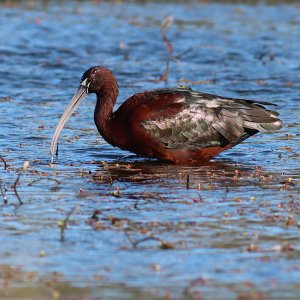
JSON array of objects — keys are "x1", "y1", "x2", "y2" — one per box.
[{"x1": 0, "y1": 1, "x2": 300, "y2": 299}]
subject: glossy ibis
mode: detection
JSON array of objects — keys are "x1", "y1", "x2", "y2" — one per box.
[{"x1": 50, "y1": 66, "x2": 282, "y2": 164}]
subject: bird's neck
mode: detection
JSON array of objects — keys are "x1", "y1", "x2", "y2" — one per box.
[{"x1": 94, "y1": 81, "x2": 119, "y2": 141}]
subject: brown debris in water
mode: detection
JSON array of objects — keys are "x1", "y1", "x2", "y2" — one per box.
[{"x1": 0, "y1": 156, "x2": 7, "y2": 170}]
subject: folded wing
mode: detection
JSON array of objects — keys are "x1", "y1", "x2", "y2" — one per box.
[{"x1": 141, "y1": 87, "x2": 282, "y2": 150}]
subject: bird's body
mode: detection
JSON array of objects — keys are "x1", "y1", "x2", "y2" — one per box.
[{"x1": 50, "y1": 66, "x2": 282, "y2": 164}]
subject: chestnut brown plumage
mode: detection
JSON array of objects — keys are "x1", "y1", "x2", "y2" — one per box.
[{"x1": 50, "y1": 66, "x2": 282, "y2": 164}]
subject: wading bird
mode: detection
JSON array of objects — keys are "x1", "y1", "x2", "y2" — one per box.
[{"x1": 50, "y1": 66, "x2": 282, "y2": 164}]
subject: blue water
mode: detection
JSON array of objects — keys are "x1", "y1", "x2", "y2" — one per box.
[{"x1": 0, "y1": 1, "x2": 300, "y2": 299}]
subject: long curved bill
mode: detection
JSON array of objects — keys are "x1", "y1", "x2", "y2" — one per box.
[{"x1": 50, "y1": 83, "x2": 88, "y2": 161}]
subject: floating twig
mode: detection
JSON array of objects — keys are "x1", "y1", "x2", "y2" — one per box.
[
  {"x1": 125, "y1": 230, "x2": 174, "y2": 249},
  {"x1": 28, "y1": 177, "x2": 61, "y2": 186},
  {"x1": 0, "y1": 156, "x2": 7, "y2": 170},
  {"x1": 58, "y1": 205, "x2": 78, "y2": 241},
  {"x1": 125, "y1": 230, "x2": 161, "y2": 248}
]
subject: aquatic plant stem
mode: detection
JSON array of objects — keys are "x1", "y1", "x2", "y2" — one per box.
[
  {"x1": 59, "y1": 205, "x2": 78, "y2": 241},
  {"x1": 186, "y1": 174, "x2": 190, "y2": 189},
  {"x1": 13, "y1": 161, "x2": 29, "y2": 205},
  {"x1": 0, "y1": 156, "x2": 7, "y2": 170},
  {"x1": 13, "y1": 174, "x2": 23, "y2": 205},
  {"x1": 159, "y1": 16, "x2": 174, "y2": 82}
]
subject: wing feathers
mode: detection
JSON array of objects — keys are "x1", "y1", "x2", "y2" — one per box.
[
  {"x1": 141, "y1": 88, "x2": 282, "y2": 150},
  {"x1": 212, "y1": 122, "x2": 238, "y2": 141}
]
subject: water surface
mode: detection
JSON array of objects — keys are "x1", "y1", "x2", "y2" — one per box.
[{"x1": 0, "y1": 1, "x2": 300, "y2": 299}]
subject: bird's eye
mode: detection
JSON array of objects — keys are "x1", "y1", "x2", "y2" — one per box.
[{"x1": 81, "y1": 78, "x2": 91, "y2": 93}]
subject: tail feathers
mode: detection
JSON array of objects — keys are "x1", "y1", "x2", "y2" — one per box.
[
  {"x1": 242, "y1": 108, "x2": 282, "y2": 132},
  {"x1": 244, "y1": 120, "x2": 282, "y2": 132},
  {"x1": 218, "y1": 104, "x2": 282, "y2": 148}
]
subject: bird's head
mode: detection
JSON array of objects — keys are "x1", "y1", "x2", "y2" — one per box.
[
  {"x1": 80, "y1": 66, "x2": 99, "y2": 94},
  {"x1": 50, "y1": 66, "x2": 103, "y2": 159},
  {"x1": 80, "y1": 66, "x2": 114, "y2": 94},
  {"x1": 50, "y1": 66, "x2": 118, "y2": 161}
]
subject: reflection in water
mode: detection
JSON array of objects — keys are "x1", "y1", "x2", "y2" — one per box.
[
  {"x1": 90, "y1": 158, "x2": 290, "y2": 196},
  {"x1": 92, "y1": 158, "x2": 255, "y2": 182}
]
